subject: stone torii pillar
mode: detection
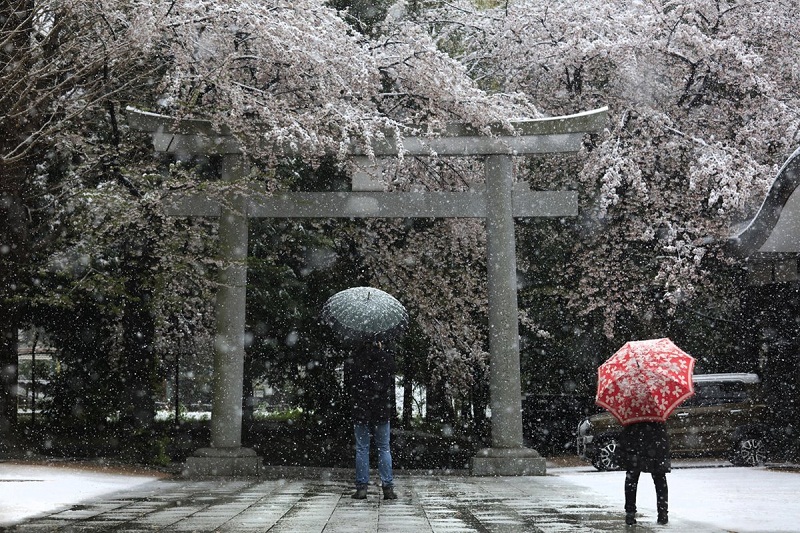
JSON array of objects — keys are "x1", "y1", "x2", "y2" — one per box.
[{"x1": 127, "y1": 106, "x2": 607, "y2": 476}]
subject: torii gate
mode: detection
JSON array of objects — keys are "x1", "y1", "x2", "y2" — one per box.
[{"x1": 127, "y1": 106, "x2": 608, "y2": 476}]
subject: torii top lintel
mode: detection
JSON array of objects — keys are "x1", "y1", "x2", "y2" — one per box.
[
  {"x1": 125, "y1": 106, "x2": 608, "y2": 157},
  {"x1": 126, "y1": 106, "x2": 608, "y2": 219}
]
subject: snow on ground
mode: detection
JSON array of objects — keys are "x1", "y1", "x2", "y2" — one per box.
[
  {"x1": 555, "y1": 462, "x2": 800, "y2": 532},
  {"x1": 2, "y1": 459, "x2": 800, "y2": 531},
  {"x1": 0, "y1": 463, "x2": 161, "y2": 527}
]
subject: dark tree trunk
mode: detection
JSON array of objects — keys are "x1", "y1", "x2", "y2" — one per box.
[
  {"x1": 470, "y1": 367, "x2": 490, "y2": 445},
  {"x1": 121, "y1": 281, "x2": 157, "y2": 431},
  {"x1": 0, "y1": 316, "x2": 19, "y2": 444},
  {"x1": 0, "y1": 186, "x2": 31, "y2": 442},
  {"x1": 119, "y1": 229, "x2": 158, "y2": 441},
  {"x1": 242, "y1": 357, "x2": 255, "y2": 439},
  {"x1": 402, "y1": 374, "x2": 414, "y2": 428},
  {"x1": 425, "y1": 375, "x2": 455, "y2": 425},
  {"x1": 0, "y1": 2, "x2": 37, "y2": 443}
]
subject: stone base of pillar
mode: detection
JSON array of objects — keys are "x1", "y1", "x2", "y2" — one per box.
[
  {"x1": 470, "y1": 447, "x2": 546, "y2": 476},
  {"x1": 183, "y1": 447, "x2": 263, "y2": 477}
]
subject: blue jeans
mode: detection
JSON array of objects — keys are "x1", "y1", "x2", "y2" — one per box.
[{"x1": 354, "y1": 421, "x2": 393, "y2": 488}]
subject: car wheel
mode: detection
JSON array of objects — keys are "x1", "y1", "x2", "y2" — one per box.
[
  {"x1": 731, "y1": 437, "x2": 766, "y2": 466},
  {"x1": 592, "y1": 437, "x2": 620, "y2": 471}
]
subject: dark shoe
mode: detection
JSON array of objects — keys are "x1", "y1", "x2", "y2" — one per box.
[
  {"x1": 657, "y1": 512, "x2": 668, "y2": 525},
  {"x1": 625, "y1": 512, "x2": 637, "y2": 525},
  {"x1": 351, "y1": 488, "x2": 367, "y2": 499},
  {"x1": 382, "y1": 486, "x2": 397, "y2": 500}
]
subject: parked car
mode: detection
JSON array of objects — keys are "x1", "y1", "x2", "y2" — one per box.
[{"x1": 576, "y1": 373, "x2": 768, "y2": 470}]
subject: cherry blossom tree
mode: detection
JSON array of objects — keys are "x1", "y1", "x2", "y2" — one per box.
[
  {"x1": 2, "y1": 0, "x2": 536, "y2": 434},
  {"x1": 136, "y1": 0, "x2": 538, "y2": 159},
  {"x1": 0, "y1": 0, "x2": 167, "y2": 434},
  {"x1": 420, "y1": 0, "x2": 800, "y2": 340},
  {"x1": 9, "y1": 0, "x2": 799, "y2": 438},
  {"x1": 144, "y1": 0, "x2": 800, "y2": 413},
  {"x1": 131, "y1": 0, "x2": 536, "y2": 425}
]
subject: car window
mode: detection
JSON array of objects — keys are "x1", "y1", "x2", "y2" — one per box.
[{"x1": 683, "y1": 382, "x2": 751, "y2": 407}]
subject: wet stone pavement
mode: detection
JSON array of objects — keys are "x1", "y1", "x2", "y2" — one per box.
[{"x1": 3, "y1": 470, "x2": 643, "y2": 533}]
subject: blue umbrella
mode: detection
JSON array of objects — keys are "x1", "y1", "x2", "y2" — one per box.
[{"x1": 321, "y1": 287, "x2": 408, "y2": 342}]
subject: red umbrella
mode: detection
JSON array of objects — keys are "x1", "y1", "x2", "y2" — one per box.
[{"x1": 596, "y1": 338, "x2": 696, "y2": 426}]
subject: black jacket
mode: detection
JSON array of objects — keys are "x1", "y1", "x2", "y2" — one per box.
[
  {"x1": 344, "y1": 343, "x2": 396, "y2": 423},
  {"x1": 617, "y1": 421, "x2": 671, "y2": 473}
]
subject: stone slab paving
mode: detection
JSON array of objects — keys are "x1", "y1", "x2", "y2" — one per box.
[{"x1": 5, "y1": 471, "x2": 726, "y2": 533}]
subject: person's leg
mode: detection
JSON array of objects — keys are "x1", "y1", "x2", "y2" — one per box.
[
  {"x1": 352, "y1": 423, "x2": 370, "y2": 498},
  {"x1": 373, "y1": 421, "x2": 396, "y2": 498},
  {"x1": 624, "y1": 470, "x2": 641, "y2": 524},
  {"x1": 652, "y1": 473, "x2": 668, "y2": 524}
]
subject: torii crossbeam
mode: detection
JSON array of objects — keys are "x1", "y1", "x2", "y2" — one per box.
[{"x1": 127, "y1": 106, "x2": 608, "y2": 477}]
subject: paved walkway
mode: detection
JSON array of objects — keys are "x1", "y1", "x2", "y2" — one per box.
[{"x1": 4, "y1": 466, "x2": 729, "y2": 532}]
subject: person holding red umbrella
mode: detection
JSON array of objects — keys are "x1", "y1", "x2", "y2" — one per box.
[
  {"x1": 618, "y1": 421, "x2": 670, "y2": 525},
  {"x1": 595, "y1": 338, "x2": 696, "y2": 526}
]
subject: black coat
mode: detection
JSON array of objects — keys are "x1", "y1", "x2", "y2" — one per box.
[
  {"x1": 617, "y1": 421, "x2": 671, "y2": 473},
  {"x1": 344, "y1": 343, "x2": 396, "y2": 423}
]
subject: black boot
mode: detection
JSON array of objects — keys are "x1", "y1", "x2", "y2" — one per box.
[
  {"x1": 655, "y1": 473, "x2": 668, "y2": 524},
  {"x1": 351, "y1": 487, "x2": 367, "y2": 499},
  {"x1": 624, "y1": 470, "x2": 639, "y2": 526},
  {"x1": 382, "y1": 486, "x2": 397, "y2": 500}
]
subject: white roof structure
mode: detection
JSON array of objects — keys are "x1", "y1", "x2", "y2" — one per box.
[
  {"x1": 730, "y1": 146, "x2": 800, "y2": 254},
  {"x1": 728, "y1": 146, "x2": 800, "y2": 284}
]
